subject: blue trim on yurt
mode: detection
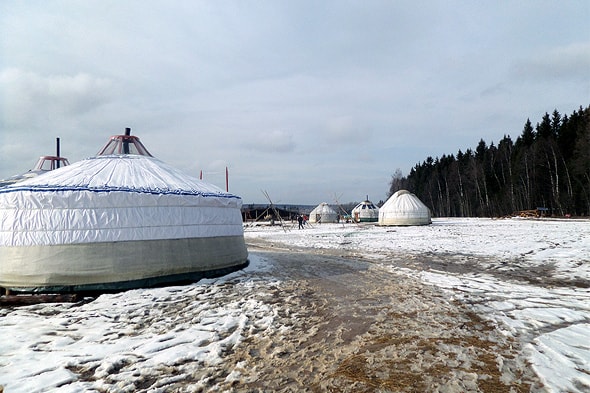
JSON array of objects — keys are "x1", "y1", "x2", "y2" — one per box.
[{"x1": 0, "y1": 185, "x2": 241, "y2": 199}]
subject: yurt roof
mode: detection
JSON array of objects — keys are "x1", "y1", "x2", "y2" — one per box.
[
  {"x1": 310, "y1": 202, "x2": 337, "y2": 214},
  {"x1": 3, "y1": 154, "x2": 236, "y2": 200},
  {"x1": 352, "y1": 200, "x2": 378, "y2": 212},
  {"x1": 381, "y1": 190, "x2": 425, "y2": 210},
  {"x1": 0, "y1": 138, "x2": 70, "y2": 187},
  {"x1": 2, "y1": 128, "x2": 237, "y2": 201}
]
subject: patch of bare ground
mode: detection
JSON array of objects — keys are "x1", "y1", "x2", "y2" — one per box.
[
  {"x1": 209, "y1": 246, "x2": 541, "y2": 392},
  {"x1": 331, "y1": 310, "x2": 532, "y2": 393}
]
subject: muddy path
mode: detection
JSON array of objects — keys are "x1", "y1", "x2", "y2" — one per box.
[{"x1": 211, "y1": 241, "x2": 542, "y2": 392}]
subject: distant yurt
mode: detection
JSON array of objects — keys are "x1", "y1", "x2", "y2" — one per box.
[
  {"x1": 0, "y1": 128, "x2": 248, "y2": 294},
  {"x1": 0, "y1": 138, "x2": 70, "y2": 187},
  {"x1": 308, "y1": 202, "x2": 339, "y2": 223},
  {"x1": 352, "y1": 200, "x2": 379, "y2": 223},
  {"x1": 378, "y1": 190, "x2": 431, "y2": 226}
]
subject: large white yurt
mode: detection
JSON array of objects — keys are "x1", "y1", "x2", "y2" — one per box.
[
  {"x1": 0, "y1": 129, "x2": 248, "y2": 294},
  {"x1": 352, "y1": 199, "x2": 379, "y2": 223},
  {"x1": 308, "y1": 202, "x2": 339, "y2": 223},
  {"x1": 378, "y1": 190, "x2": 431, "y2": 226}
]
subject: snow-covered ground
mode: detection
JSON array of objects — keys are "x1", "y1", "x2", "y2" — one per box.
[{"x1": 0, "y1": 217, "x2": 588, "y2": 392}]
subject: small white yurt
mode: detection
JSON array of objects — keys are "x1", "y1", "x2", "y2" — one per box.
[
  {"x1": 352, "y1": 199, "x2": 379, "y2": 223},
  {"x1": 308, "y1": 202, "x2": 338, "y2": 223},
  {"x1": 378, "y1": 190, "x2": 431, "y2": 226},
  {"x1": 0, "y1": 129, "x2": 248, "y2": 294}
]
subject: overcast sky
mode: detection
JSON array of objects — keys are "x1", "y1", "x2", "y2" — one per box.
[{"x1": 1, "y1": 1, "x2": 589, "y2": 204}]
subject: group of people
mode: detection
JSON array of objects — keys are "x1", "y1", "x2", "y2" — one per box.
[{"x1": 296, "y1": 214, "x2": 308, "y2": 229}]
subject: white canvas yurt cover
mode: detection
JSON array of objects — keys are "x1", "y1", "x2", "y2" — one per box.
[
  {"x1": 0, "y1": 130, "x2": 248, "y2": 293},
  {"x1": 378, "y1": 190, "x2": 431, "y2": 226},
  {"x1": 308, "y1": 202, "x2": 338, "y2": 223},
  {"x1": 352, "y1": 200, "x2": 379, "y2": 222}
]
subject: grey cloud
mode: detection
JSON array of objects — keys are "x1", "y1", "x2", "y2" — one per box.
[
  {"x1": 511, "y1": 42, "x2": 590, "y2": 82},
  {"x1": 0, "y1": 68, "x2": 114, "y2": 127},
  {"x1": 244, "y1": 130, "x2": 296, "y2": 154}
]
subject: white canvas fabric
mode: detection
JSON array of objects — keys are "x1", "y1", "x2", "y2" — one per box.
[
  {"x1": 308, "y1": 202, "x2": 338, "y2": 223},
  {"x1": 0, "y1": 155, "x2": 244, "y2": 247},
  {"x1": 378, "y1": 190, "x2": 431, "y2": 226}
]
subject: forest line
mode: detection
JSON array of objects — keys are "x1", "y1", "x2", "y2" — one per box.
[{"x1": 390, "y1": 105, "x2": 590, "y2": 217}]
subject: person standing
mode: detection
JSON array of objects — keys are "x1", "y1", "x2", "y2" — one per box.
[{"x1": 297, "y1": 215, "x2": 304, "y2": 229}]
